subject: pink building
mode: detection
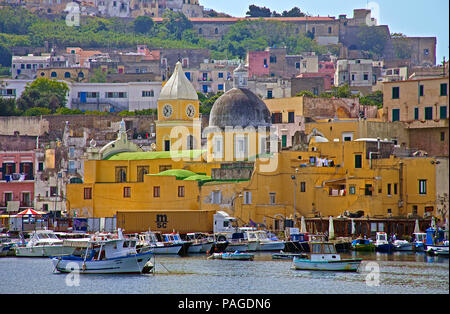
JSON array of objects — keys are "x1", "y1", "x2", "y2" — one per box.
[
  {"x1": 0, "y1": 135, "x2": 37, "y2": 213},
  {"x1": 247, "y1": 51, "x2": 270, "y2": 78}
]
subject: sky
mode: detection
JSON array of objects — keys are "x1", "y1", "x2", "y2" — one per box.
[{"x1": 200, "y1": 0, "x2": 449, "y2": 63}]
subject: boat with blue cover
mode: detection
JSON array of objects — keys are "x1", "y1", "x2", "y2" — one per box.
[
  {"x1": 208, "y1": 251, "x2": 254, "y2": 261},
  {"x1": 351, "y1": 238, "x2": 375, "y2": 251}
]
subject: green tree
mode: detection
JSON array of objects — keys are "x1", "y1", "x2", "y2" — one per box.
[
  {"x1": 133, "y1": 16, "x2": 154, "y2": 34},
  {"x1": 360, "y1": 91, "x2": 383, "y2": 109},
  {"x1": 0, "y1": 98, "x2": 18, "y2": 116},
  {"x1": 282, "y1": 7, "x2": 306, "y2": 17},
  {"x1": 162, "y1": 11, "x2": 193, "y2": 41},
  {"x1": 23, "y1": 107, "x2": 52, "y2": 116},
  {"x1": 17, "y1": 78, "x2": 69, "y2": 113},
  {"x1": 246, "y1": 5, "x2": 272, "y2": 17},
  {"x1": 296, "y1": 90, "x2": 316, "y2": 97},
  {"x1": 356, "y1": 25, "x2": 389, "y2": 57},
  {"x1": 89, "y1": 68, "x2": 108, "y2": 83},
  {"x1": 0, "y1": 44, "x2": 12, "y2": 67}
]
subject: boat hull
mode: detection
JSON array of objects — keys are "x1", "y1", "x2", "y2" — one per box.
[
  {"x1": 141, "y1": 243, "x2": 182, "y2": 255},
  {"x1": 351, "y1": 244, "x2": 375, "y2": 252},
  {"x1": 200, "y1": 242, "x2": 214, "y2": 253},
  {"x1": 293, "y1": 258, "x2": 362, "y2": 272},
  {"x1": 375, "y1": 244, "x2": 394, "y2": 253},
  {"x1": 426, "y1": 245, "x2": 449, "y2": 256},
  {"x1": 257, "y1": 241, "x2": 285, "y2": 251},
  {"x1": 393, "y1": 243, "x2": 414, "y2": 251},
  {"x1": 15, "y1": 245, "x2": 75, "y2": 257},
  {"x1": 52, "y1": 251, "x2": 154, "y2": 274},
  {"x1": 225, "y1": 243, "x2": 249, "y2": 252},
  {"x1": 187, "y1": 243, "x2": 203, "y2": 254},
  {"x1": 209, "y1": 252, "x2": 254, "y2": 261}
]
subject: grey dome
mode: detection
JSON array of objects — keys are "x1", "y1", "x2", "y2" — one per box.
[{"x1": 208, "y1": 88, "x2": 271, "y2": 129}]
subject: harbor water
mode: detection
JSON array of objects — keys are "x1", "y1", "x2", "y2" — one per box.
[{"x1": 0, "y1": 251, "x2": 448, "y2": 294}]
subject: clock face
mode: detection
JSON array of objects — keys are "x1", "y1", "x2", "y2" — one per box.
[
  {"x1": 186, "y1": 104, "x2": 196, "y2": 118},
  {"x1": 162, "y1": 104, "x2": 173, "y2": 118}
]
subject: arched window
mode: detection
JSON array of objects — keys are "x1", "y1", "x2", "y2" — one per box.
[
  {"x1": 78, "y1": 72, "x2": 85, "y2": 79},
  {"x1": 64, "y1": 72, "x2": 71, "y2": 78},
  {"x1": 215, "y1": 28, "x2": 218, "y2": 34},
  {"x1": 51, "y1": 71, "x2": 57, "y2": 78},
  {"x1": 198, "y1": 28, "x2": 202, "y2": 34},
  {"x1": 187, "y1": 135, "x2": 194, "y2": 150}
]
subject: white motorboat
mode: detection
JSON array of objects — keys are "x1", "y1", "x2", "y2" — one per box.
[
  {"x1": 137, "y1": 231, "x2": 182, "y2": 255},
  {"x1": 186, "y1": 233, "x2": 214, "y2": 254},
  {"x1": 426, "y1": 241, "x2": 449, "y2": 256},
  {"x1": 393, "y1": 239, "x2": 414, "y2": 251},
  {"x1": 162, "y1": 233, "x2": 191, "y2": 256},
  {"x1": 245, "y1": 230, "x2": 285, "y2": 251},
  {"x1": 293, "y1": 242, "x2": 362, "y2": 272},
  {"x1": 52, "y1": 229, "x2": 154, "y2": 274},
  {"x1": 15, "y1": 230, "x2": 75, "y2": 257}
]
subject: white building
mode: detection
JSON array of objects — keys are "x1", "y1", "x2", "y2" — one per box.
[
  {"x1": 334, "y1": 59, "x2": 375, "y2": 87},
  {"x1": 67, "y1": 81, "x2": 162, "y2": 112},
  {"x1": 1, "y1": 79, "x2": 162, "y2": 112},
  {"x1": 11, "y1": 55, "x2": 51, "y2": 79}
]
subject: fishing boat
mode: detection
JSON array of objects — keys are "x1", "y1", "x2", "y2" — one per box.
[
  {"x1": 52, "y1": 229, "x2": 154, "y2": 274},
  {"x1": 425, "y1": 227, "x2": 449, "y2": 256},
  {"x1": 224, "y1": 232, "x2": 252, "y2": 252},
  {"x1": 412, "y1": 232, "x2": 427, "y2": 252},
  {"x1": 162, "y1": 233, "x2": 191, "y2": 256},
  {"x1": 374, "y1": 232, "x2": 394, "y2": 253},
  {"x1": 208, "y1": 251, "x2": 254, "y2": 261},
  {"x1": 293, "y1": 242, "x2": 362, "y2": 272},
  {"x1": 393, "y1": 239, "x2": 414, "y2": 251},
  {"x1": 137, "y1": 231, "x2": 182, "y2": 255},
  {"x1": 186, "y1": 233, "x2": 214, "y2": 254},
  {"x1": 0, "y1": 235, "x2": 17, "y2": 257},
  {"x1": 351, "y1": 238, "x2": 375, "y2": 251},
  {"x1": 245, "y1": 230, "x2": 285, "y2": 251},
  {"x1": 15, "y1": 230, "x2": 76, "y2": 257}
]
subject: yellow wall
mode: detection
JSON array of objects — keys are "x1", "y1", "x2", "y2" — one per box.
[
  {"x1": 264, "y1": 97, "x2": 304, "y2": 122},
  {"x1": 383, "y1": 77, "x2": 449, "y2": 122},
  {"x1": 156, "y1": 99, "x2": 201, "y2": 151}
]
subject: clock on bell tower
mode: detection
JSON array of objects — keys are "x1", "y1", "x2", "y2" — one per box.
[{"x1": 155, "y1": 62, "x2": 201, "y2": 152}]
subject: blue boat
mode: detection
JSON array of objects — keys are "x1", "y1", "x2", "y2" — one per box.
[
  {"x1": 425, "y1": 227, "x2": 449, "y2": 256},
  {"x1": 375, "y1": 232, "x2": 394, "y2": 253},
  {"x1": 351, "y1": 238, "x2": 375, "y2": 251}
]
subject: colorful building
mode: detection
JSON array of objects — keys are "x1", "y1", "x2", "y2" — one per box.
[{"x1": 66, "y1": 62, "x2": 444, "y2": 234}]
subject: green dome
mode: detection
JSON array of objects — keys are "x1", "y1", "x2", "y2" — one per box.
[
  {"x1": 183, "y1": 174, "x2": 212, "y2": 182},
  {"x1": 150, "y1": 169, "x2": 197, "y2": 180}
]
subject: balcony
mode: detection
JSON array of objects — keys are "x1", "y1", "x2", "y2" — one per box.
[{"x1": 2, "y1": 173, "x2": 34, "y2": 182}]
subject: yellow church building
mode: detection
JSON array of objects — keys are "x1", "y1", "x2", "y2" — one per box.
[{"x1": 66, "y1": 62, "x2": 442, "y2": 235}]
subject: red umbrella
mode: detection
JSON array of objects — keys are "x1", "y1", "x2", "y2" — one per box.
[{"x1": 15, "y1": 209, "x2": 44, "y2": 217}]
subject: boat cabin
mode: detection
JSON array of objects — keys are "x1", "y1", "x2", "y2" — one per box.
[
  {"x1": 26, "y1": 230, "x2": 63, "y2": 246},
  {"x1": 413, "y1": 233, "x2": 426, "y2": 243},
  {"x1": 163, "y1": 233, "x2": 184, "y2": 243},
  {"x1": 426, "y1": 228, "x2": 448, "y2": 246},
  {"x1": 309, "y1": 242, "x2": 341, "y2": 262},
  {"x1": 376, "y1": 232, "x2": 388, "y2": 243},
  {"x1": 245, "y1": 230, "x2": 270, "y2": 242}
]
